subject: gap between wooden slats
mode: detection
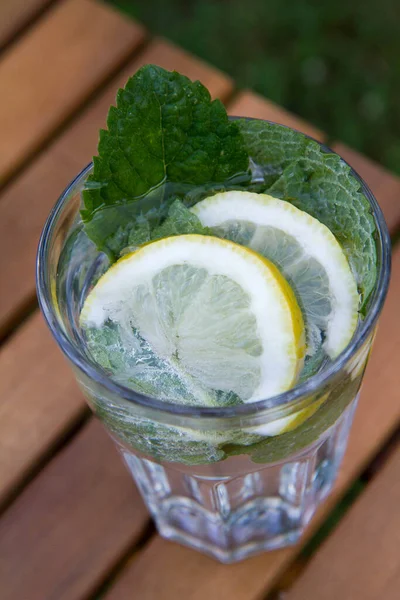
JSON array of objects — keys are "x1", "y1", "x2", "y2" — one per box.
[
  {"x1": 284, "y1": 442, "x2": 400, "y2": 600},
  {"x1": 0, "y1": 0, "x2": 54, "y2": 50},
  {"x1": 0, "y1": 419, "x2": 150, "y2": 600},
  {"x1": 0, "y1": 0, "x2": 145, "y2": 186}
]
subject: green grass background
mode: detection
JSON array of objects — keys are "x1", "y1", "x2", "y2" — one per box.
[{"x1": 107, "y1": 0, "x2": 400, "y2": 176}]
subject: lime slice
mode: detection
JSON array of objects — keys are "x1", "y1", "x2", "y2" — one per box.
[
  {"x1": 191, "y1": 191, "x2": 359, "y2": 359},
  {"x1": 81, "y1": 234, "x2": 305, "y2": 403}
]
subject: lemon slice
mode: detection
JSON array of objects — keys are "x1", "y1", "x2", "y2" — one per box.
[
  {"x1": 191, "y1": 191, "x2": 359, "y2": 359},
  {"x1": 81, "y1": 234, "x2": 305, "y2": 403},
  {"x1": 249, "y1": 392, "x2": 328, "y2": 436}
]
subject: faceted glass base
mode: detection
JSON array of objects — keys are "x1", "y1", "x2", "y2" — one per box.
[{"x1": 118, "y1": 397, "x2": 358, "y2": 563}]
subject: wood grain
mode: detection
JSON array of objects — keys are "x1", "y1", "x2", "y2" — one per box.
[
  {"x1": 286, "y1": 444, "x2": 400, "y2": 600},
  {"x1": 333, "y1": 142, "x2": 400, "y2": 236},
  {"x1": 0, "y1": 39, "x2": 233, "y2": 339},
  {"x1": 0, "y1": 313, "x2": 85, "y2": 508},
  {"x1": 103, "y1": 243, "x2": 400, "y2": 600},
  {"x1": 0, "y1": 0, "x2": 53, "y2": 48},
  {"x1": 0, "y1": 0, "x2": 145, "y2": 184},
  {"x1": 0, "y1": 418, "x2": 149, "y2": 600},
  {"x1": 229, "y1": 90, "x2": 324, "y2": 141}
]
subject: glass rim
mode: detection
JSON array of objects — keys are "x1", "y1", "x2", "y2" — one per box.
[{"x1": 36, "y1": 117, "x2": 391, "y2": 422}]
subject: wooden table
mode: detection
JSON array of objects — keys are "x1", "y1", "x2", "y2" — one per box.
[{"x1": 0, "y1": 2, "x2": 399, "y2": 599}]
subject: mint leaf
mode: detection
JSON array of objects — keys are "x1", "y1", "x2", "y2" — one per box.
[
  {"x1": 82, "y1": 65, "x2": 249, "y2": 259},
  {"x1": 83, "y1": 185, "x2": 164, "y2": 257},
  {"x1": 151, "y1": 199, "x2": 210, "y2": 240},
  {"x1": 237, "y1": 119, "x2": 309, "y2": 187},
  {"x1": 90, "y1": 389, "x2": 257, "y2": 466},
  {"x1": 92, "y1": 395, "x2": 227, "y2": 465},
  {"x1": 104, "y1": 200, "x2": 210, "y2": 255},
  {"x1": 237, "y1": 119, "x2": 377, "y2": 307}
]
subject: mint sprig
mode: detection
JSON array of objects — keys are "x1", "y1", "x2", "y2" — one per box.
[
  {"x1": 82, "y1": 65, "x2": 249, "y2": 259},
  {"x1": 78, "y1": 68, "x2": 379, "y2": 464}
]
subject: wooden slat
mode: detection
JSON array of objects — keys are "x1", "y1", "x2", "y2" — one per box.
[
  {"x1": 286, "y1": 444, "x2": 400, "y2": 600},
  {"x1": 333, "y1": 142, "x2": 400, "y2": 236},
  {"x1": 0, "y1": 0, "x2": 52, "y2": 48},
  {"x1": 104, "y1": 535, "x2": 274, "y2": 600},
  {"x1": 0, "y1": 0, "x2": 145, "y2": 184},
  {"x1": 103, "y1": 244, "x2": 400, "y2": 600},
  {"x1": 0, "y1": 419, "x2": 149, "y2": 600},
  {"x1": 229, "y1": 90, "x2": 324, "y2": 141},
  {"x1": 0, "y1": 39, "x2": 233, "y2": 339},
  {"x1": 0, "y1": 313, "x2": 84, "y2": 508}
]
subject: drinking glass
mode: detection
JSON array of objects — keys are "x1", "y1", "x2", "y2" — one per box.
[{"x1": 36, "y1": 120, "x2": 391, "y2": 563}]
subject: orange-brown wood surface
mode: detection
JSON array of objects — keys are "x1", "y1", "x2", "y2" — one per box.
[
  {"x1": 0, "y1": 0, "x2": 52, "y2": 47},
  {"x1": 0, "y1": 2, "x2": 399, "y2": 599},
  {"x1": 0, "y1": 313, "x2": 84, "y2": 508},
  {"x1": 286, "y1": 444, "x2": 400, "y2": 600},
  {"x1": 229, "y1": 90, "x2": 324, "y2": 141},
  {"x1": 0, "y1": 419, "x2": 149, "y2": 600},
  {"x1": 0, "y1": 0, "x2": 145, "y2": 184}
]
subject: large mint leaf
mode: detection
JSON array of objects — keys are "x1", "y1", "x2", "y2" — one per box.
[
  {"x1": 82, "y1": 65, "x2": 249, "y2": 259},
  {"x1": 237, "y1": 119, "x2": 377, "y2": 307}
]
